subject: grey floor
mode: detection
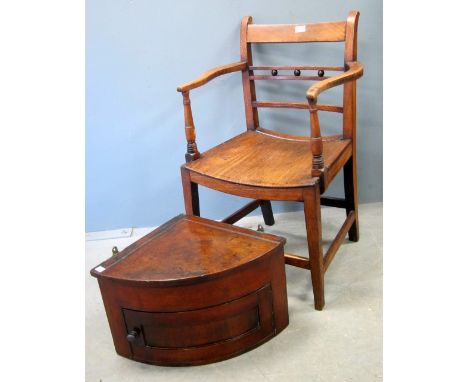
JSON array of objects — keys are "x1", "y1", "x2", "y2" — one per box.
[{"x1": 86, "y1": 202, "x2": 382, "y2": 382}]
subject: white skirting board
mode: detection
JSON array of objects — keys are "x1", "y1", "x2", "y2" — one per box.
[{"x1": 85, "y1": 213, "x2": 272, "y2": 242}]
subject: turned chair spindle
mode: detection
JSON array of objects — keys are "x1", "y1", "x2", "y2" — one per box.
[
  {"x1": 308, "y1": 103, "x2": 325, "y2": 176},
  {"x1": 182, "y1": 91, "x2": 200, "y2": 162}
]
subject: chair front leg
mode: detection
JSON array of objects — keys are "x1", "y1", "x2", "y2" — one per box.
[
  {"x1": 303, "y1": 186, "x2": 325, "y2": 310},
  {"x1": 181, "y1": 167, "x2": 200, "y2": 216}
]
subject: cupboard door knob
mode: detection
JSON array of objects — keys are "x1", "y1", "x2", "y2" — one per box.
[
  {"x1": 294, "y1": 69, "x2": 301, "y2": 76},
  {"x1": 126, "y1": 328, "x2": 140, "y2": 343},
  {"x1": 271, "y1": 69, "x2": 278, "y2": 76},
  {"x1": 318, "y1": 69, "x2": 325, "y2": 77}
]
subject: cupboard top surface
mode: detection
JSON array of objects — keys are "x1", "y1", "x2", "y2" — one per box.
[{"x1": 90, "y1": 214, "x2": 285, "y2": 286}]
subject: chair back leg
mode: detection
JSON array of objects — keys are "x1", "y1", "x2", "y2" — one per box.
[
  {"x1": 344, "y1": 156, "x2": 359, "y2": 241},
  {"x1": 260, "y1": 200, "x2": 275, "y2": 226},
  {"x1": 303, "y1": 186, "x2": 325, "y2": 310}
]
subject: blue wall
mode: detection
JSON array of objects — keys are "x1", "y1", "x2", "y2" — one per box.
[{"x1": 86, "y1": 0, "x2": 382, "y2": 232}]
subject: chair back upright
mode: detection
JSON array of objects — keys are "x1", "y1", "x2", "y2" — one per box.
[{"x1": 240, "y1": 12, "x2": 360, "y2": 155}]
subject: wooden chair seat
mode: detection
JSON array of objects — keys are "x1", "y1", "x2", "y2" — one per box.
[{"x1": 186, "y1": 131, "x2": 352, "y2": 188}]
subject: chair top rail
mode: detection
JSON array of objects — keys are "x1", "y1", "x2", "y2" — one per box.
[{"x1": 247, "y1": 21, "x2": 346, "y2": 43}]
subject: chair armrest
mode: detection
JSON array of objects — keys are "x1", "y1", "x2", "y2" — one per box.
[
  {"x1": 306, "y1": 61, "x2": 363, "y2": 104},
  {"x1": 177, "y1": 61, "x2": 247, "y2": 92},
  {"x1": 306, "y1": 61, "x2": 363, "y2": 178}
]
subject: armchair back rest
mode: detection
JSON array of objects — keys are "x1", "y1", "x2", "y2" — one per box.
[
  {"x1": 240, "y1": 12, "x2": 359, "y2": 140},
  {"x1": 246, "y1": 21, "x2": 346, "y2": 43}
]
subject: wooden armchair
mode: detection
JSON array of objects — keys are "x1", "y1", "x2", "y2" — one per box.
[{"x1": 178, "y1": 11, "x2": 363, "y2": 310}]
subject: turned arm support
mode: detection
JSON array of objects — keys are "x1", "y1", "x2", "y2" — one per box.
[
  {"x1": 306, "y1": 61, "x2": 363, "y2": 176},
  {"x1": 181, "y1": 91, "x2": 200, "y2": 162},
  {"x1": 177, "y1": 62, "x2": 247, "y2": 162}
]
